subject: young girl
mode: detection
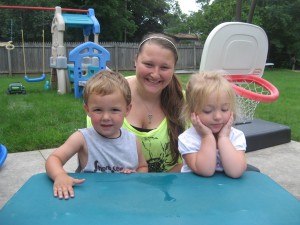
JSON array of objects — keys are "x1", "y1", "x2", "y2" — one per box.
[
  {"x1": 46, "y1": 70, "x2": 148, "y2": 200},
  {"x1": 178, "y1": 71, "x2": 247, "y2": 178}
]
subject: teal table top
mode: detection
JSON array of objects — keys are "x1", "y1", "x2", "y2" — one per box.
[{"x1": 1, "y1": 172, "x2": 299, "y2": 225}]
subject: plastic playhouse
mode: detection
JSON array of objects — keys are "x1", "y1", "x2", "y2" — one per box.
[{"x1": 50, "y1": 6, "x2": 110, "y2": 98}]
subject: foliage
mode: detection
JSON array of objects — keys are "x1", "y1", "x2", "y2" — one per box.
[
  {"x1": 256, "y1": 0, "x2": 300, "y2": 67},
  {"x1": 185, "y1": 0, "x2": 300, "y2": 69},
  {"x1": 1, "y1": 0, "x2": 300, "y2": 68},
  {"x1": 0, "y1": 0, "x2": 57, "y2": 42},
  {"x1": 0, "y1": 0, "x2": 172, "y2": 42}
]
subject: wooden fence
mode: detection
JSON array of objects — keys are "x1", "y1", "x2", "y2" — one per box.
[{"x1": 0, "y1": 42, "x2": 203, "y2": 75}]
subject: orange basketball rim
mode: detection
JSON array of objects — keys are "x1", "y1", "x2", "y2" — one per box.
[{"x1": 224, "y1": 75, "x2": 279, "y2": 102}]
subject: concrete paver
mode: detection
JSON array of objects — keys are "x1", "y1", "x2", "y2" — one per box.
[
  {"x1": 1, "y1": 141, "x2": 299, "y2": 209},
  {"x1": 246, "y1": 141, "x2": 300, "y2": 200}
]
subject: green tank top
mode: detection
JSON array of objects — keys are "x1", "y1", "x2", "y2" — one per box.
[{"x1": 122, "y1": 118, "x2": 181, "y2": 172}]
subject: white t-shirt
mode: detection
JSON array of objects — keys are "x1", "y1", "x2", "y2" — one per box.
[{"x1": 178, "y1": 126, "x2": 246, "y2": 173}]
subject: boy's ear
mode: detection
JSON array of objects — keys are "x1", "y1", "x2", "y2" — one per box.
[{"x1": 84, "y1": 104, "x2": 90, "y2": 115}]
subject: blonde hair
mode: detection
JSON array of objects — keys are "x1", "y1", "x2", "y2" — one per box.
[
  {"x1": 182, "y1": 71, "x2": 237, "y2": 122},
  {"x1": 83, "y1": 70, "x2": 131, "y2": 106}
]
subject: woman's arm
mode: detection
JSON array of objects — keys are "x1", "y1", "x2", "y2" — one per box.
[
  {"x1": 136, "y1": 139, "x2": 148, "y2": 172},
  {"x1": 167, "y1": 163, "x2": 182, "y2": 172}
]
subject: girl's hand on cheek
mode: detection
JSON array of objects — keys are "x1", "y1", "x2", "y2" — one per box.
[
  {"x1": 191, "y1": 112, "x2": 212, "y2": 137},
  {"x1": 218, "y1": 112, "x2": 233, "y2": 138}
]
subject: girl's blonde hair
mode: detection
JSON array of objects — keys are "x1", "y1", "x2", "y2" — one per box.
[
  {"x1": 83, "y1": 70, "x2": 131, "y2": 106},
  {"x1": 182, "y1": 71, "x2": 237, "y2": 122}
]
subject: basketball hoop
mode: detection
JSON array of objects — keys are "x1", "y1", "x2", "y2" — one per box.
[{"x1": 224, "y1": 75, "x2": 279, "y2": 124}]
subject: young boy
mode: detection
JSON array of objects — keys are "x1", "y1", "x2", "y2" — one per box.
[{"x1": 46, "y1": 70, "x2": 148, "y2": 200}]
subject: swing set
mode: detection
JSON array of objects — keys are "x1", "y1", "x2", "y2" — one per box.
[{"x1": 1, "y1": 5, "x2": 106, "y2": 95}]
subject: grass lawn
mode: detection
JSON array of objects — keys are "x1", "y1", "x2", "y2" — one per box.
[{"x1": 0, "y1": 69, "x2": 299, "y2": 153}]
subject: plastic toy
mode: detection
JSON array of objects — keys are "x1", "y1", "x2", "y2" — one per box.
[
  {"x1": 7, "y1": 82, "x2": 26, "y2": 94},
  {"x1": 0, "y1": 144, "x2": 8, "y2": 168}
]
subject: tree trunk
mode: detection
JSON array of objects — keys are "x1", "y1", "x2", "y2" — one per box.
[
  {"x1": 235, "y1": 0, "x2": 242, "y2": 21},
  {"x1": 247, "y1": 0, "x2": 257, "y2": 23}
]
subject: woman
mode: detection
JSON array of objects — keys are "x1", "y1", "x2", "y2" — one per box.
[{"x1": 123, "y1": 33, "x2": 185, "y2": 172}]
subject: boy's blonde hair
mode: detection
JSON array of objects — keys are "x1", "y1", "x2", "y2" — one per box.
[
  {"x1": 182, "y1": 71, "x2": 237, "y2": 122},
  {"x1": 83, "y1": 70, "x2": 131, "y2": 105}
]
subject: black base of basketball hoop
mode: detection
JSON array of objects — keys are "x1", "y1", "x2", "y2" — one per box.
[{"x1": 234, "y1": 118, "x2": 291, "y2": 152}]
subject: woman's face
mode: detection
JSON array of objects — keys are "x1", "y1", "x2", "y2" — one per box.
[{"x1": 135, "y1": 43, "x2": 176, "y2": 95}]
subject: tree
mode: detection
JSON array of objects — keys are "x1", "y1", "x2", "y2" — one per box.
[
  {"x1": 0, "y1": 0, "x2": 58, "y2": 42},
  {"x1": 127, "y1": 0, "x2": 170, "y2": 42},
  {"x1": 186, "y1": 0, "x2": 300, "y2": 68},
  {"x1": 163, "y1": 0, "x2": 189, "y2": 34}
]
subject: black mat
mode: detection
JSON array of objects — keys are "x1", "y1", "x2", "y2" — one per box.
[{"x1": 234, "y1": 118, "x2": 291, "y2": 152}]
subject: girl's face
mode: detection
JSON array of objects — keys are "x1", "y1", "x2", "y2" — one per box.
[
  {"x1": 197, "y1": 91, "x2": 232, "y2": 134},
  {"x1": 135, "y1": 43, "x2": 176, "y2": 95},
  {"x1": 84, "y1": 91, "x2": 131, "y2": 138}
]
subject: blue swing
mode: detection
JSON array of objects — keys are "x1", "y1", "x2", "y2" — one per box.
[
  {"x1": 0, "y1": 144, "x2": 8, "y2": 168},
  {"x1": 24, "y1": 74, "x2": 46, "y2": 82},
  {"x1": 22, "y1": 29, "x2": 46, "y2": 83}
]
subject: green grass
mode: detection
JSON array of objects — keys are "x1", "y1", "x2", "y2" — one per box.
[
  {"x1": 0, "y1": 69, "x2": 299, "y2": 153},
  {"x1": 254, "y1": 70, "x2": 300, "y2": 141},
  {"x1": 0, "y1": 75, "x2": 86, "y2": 152}
]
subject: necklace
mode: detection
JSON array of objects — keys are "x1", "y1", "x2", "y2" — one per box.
[
  {"x1": 134, "y1": 85, "x2": 158, "y2": 125},
  {"x1": 143, "y1": 103, "x2": 153, "y2": 124}
]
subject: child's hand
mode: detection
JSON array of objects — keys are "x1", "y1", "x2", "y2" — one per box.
[
  {"x1": 53, "y1": 173, "x2": 85, "y2": 200},
  {"x1": 121, "y1": 168, "x2": 137, "y2": 174},
  {"x1": 121, "y1": 168, "x2": 136, "y2": 174},
  {"x1": 191, "y1": 112, "x2": 212, "y2": 137},
  {"x1": 218, "y1": 112, "x2": 234, "y2": 138}
]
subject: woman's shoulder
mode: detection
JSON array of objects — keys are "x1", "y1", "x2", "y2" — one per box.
[{"x1": 125, "y1": 75, "x2": 136, "y2": 82}]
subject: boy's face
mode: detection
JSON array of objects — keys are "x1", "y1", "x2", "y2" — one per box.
[{"x1": 84, "y1": 90, "x2": 131, "y2": 138}]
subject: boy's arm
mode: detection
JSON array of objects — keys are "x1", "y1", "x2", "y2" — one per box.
[{"x1": 45, "y1": 131, "x2": 86, "y2": 199}]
